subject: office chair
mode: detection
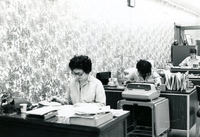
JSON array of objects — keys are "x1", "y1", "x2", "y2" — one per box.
[{"x1": 96, "y1": 71, "x2": 111, "y2": 85}]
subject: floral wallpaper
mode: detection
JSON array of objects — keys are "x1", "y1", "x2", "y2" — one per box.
[{"x1": 0, "y1": 0, "x2": 200, "y2": 103}]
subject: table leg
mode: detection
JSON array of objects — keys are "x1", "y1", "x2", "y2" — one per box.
[{"x1": 187, "y1": 95, "x2": 190, "y2": 137}]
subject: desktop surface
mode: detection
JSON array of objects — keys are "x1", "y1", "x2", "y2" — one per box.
[{"x1": 0, "y1": 106, "x2": 129, "y2": 137}]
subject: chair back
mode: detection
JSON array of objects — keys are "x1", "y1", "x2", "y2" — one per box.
[
  {"x1": 196, "y1": 85, "x2": 200, "y2": 102},
  {"x1": 96, "y1": 72, "x2": 111, "y2": 85}
]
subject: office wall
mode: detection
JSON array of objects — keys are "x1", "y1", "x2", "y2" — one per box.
[{"x1": 0, "y1": 0, "x2": 200, "y2": 102}]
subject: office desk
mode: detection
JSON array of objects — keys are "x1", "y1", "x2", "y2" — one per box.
[
  {"x1": 160, "y1": 87, "x2": 198, "y2": 137},
  {"x1": 105, "y1": 86, "x2": 198, "y2": 137},
  {"x1": 104, "y1": 86, "x2": 125, "y2": 109},
  {"x1": 0, "y1": 110, "x2": 129, "y2": 137},
  {"x1": 170, "y1": 67, "x2": 200, "y2": 74},
  {"x1": 170, "y1": 67, "x2": 200, "y2": 101},
  {"x1": 170, "y1": 67, "x2": 200, "y2": 84}
]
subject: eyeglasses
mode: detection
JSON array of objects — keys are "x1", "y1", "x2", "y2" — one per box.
[{"x1": 72, "y1": 71, "x2": 84, "y2": 77}]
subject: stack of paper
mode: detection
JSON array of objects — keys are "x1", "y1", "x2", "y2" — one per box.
[
  {"x1": 69, "y1": 106, "x2": 113, "y2": 127},
  {"x1": 38, "y1": 100, "x2": 62, "y2": 107},
  {"x1": 69, "y1": 112, "x2": 113, "y2": 127},
  {"x1": 74, "y1": 105, "x2": 111, "y2": 115},
  {"x1": 164, "y1": 70, "x2": 188, "y2": 91},
  {"x1": 26, "y1": 107, "x2": 59, "y2": 120}
]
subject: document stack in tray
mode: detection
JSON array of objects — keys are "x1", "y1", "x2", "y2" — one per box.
[
  {"x1": 164, "y1": 70, "x2": 189, "y2": 91},
  {"x1": 69, "y1": 106, "x2": 113, "y2": 127},
  {"x1": 26, "y1": 107, "x2": 58, "y2": 121}
]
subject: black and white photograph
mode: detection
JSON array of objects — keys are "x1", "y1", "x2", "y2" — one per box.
[{"x1": 0, "y1": 0, "x2": 200, "y2": 137}]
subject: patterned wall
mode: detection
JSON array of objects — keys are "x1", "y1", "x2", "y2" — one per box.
[{"x1": 0, "y1": 0, "x2": 200, "y2": 103}]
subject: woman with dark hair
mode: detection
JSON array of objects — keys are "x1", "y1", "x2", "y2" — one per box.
[
  {"x1": 136, "y1": 60, "x2": 152, "y2": 80},
  {"x1": 124, "y1": 59, "x2": 161, "y2": 88},
  {"x1": 179, "y1": 48, "x2": 200, "y2": 67},
  {"x1": 52, "y1": 55, "x2": 106, "y2": 107}
]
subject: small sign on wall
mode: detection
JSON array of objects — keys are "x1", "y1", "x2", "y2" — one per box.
[{"x1": 127, "y1": 0, "x2": 135, "y2": 7}]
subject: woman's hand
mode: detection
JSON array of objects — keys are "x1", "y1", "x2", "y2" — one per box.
[{"x1": 155, "y1": 83, "x2": 161, "y2": 90}]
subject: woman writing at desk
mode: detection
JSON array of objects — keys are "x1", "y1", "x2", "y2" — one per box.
[
  {"x1": 52, "y1": 55, "x2": 106, "y2": 107},
  {"x1": 179, "y1": 48, "x2": 200, "y2": 67},
  {"x1": 124, "y1": 59, "x2": 162, "y2": 89}
]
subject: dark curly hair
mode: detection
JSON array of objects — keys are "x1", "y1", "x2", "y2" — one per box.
[
  {"x1": 189, "y1": 48, "x2": 197, "y2": 54},
  {"x1": 69, "y1": 55, "x2": 92, "y2": 74},
  {"x1": 136, "y1": 59, "x2": 152, "y2": 75}
]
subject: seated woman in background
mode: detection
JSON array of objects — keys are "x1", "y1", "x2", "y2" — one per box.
[
  {"x1": 52, "y1": 55, "x2": 106, "y2": 107},
  {"x1": 124, "y1": 59, "x2": 162, "y2": 89},
  {"x1": 179, "y1": 48, "x2": 200, "y2": 67}
]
